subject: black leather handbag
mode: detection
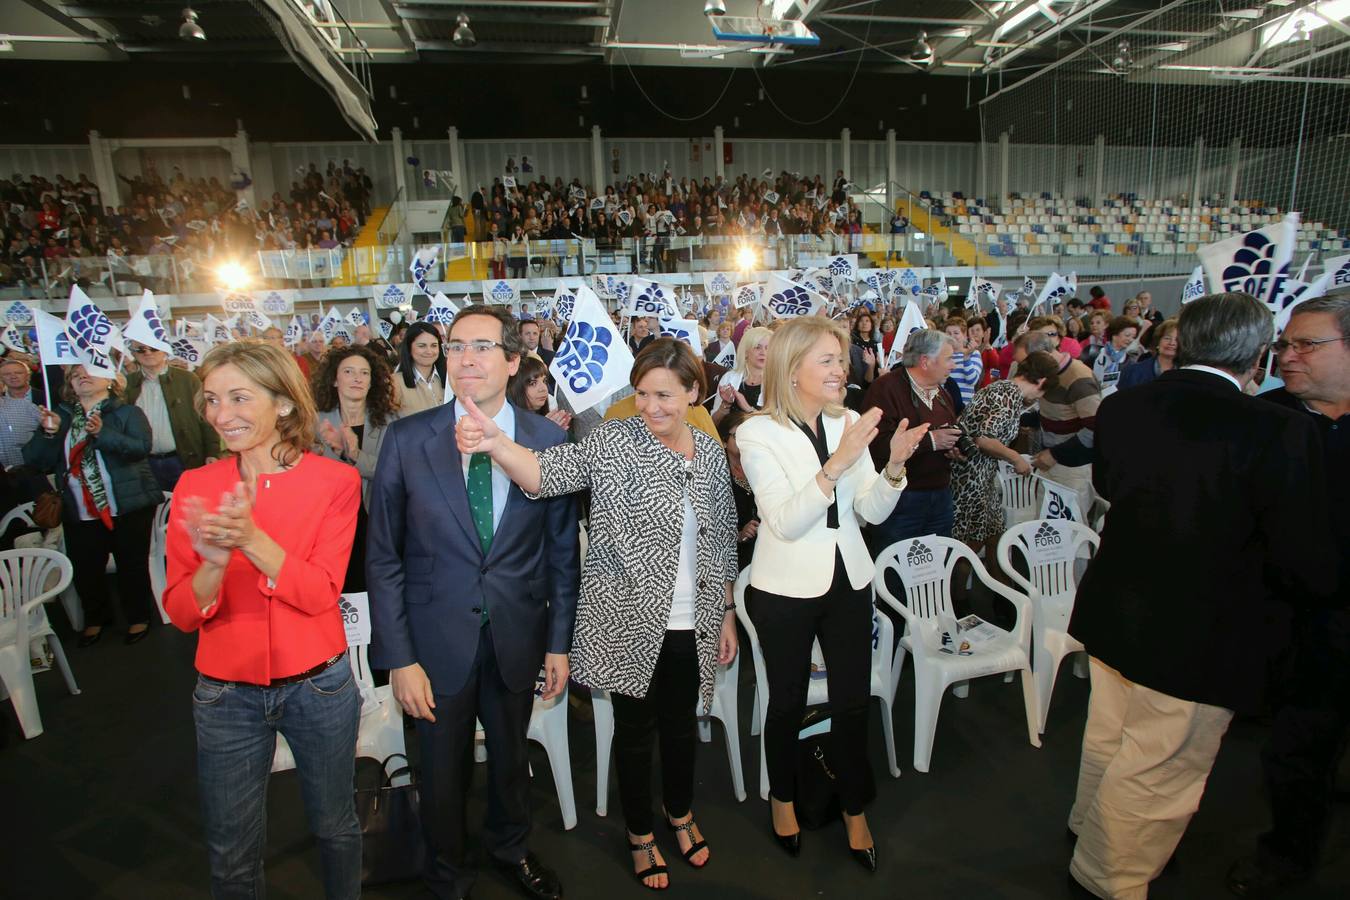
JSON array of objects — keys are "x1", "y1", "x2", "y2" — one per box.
[{"x1": 355, "y1": 753, "x2": 425, "y2": 886}]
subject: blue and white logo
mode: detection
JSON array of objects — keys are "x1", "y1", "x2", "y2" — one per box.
[
  {"x1": 490, "y1": 281, "x2": 515, "y2": 303},
  {"x1": 707, "y1": 273, "x2": 734, "y2": 295},
  {"x1": 767, "y1": 285, "x2": 815, "y2": 318},
  {"x1": 171, "y1": 338, "x2": 200, "y2": 364},
  {"x1": 898, "y1": 269, "x2": 921, "y2": 296},
  {"x1": 259, "y1": 291, "x2": 291, "y2": 315},
  {"x1": 630, "y1": 284, "x2": 670, "y2": 317},
  {"x1": 4, "y1": 301, "x2": 33, "y2": 325},
  {"x1": 827, "y1": 256, "x2": 853, "y2": 279},
  {"x1": 1045, "y1": 488, "x2": 1075, "y2": 522},
  {"x1": 379, "y1": 284, "x2": 409, "y2": 309},
  {"x1": 140, "y1": 307, "x2": 169, "y2": 343},
  {"x1": 1220, "y1": 231, "x2": 1288, "y2": 301},
  {"x1": 67, "y1": 301, "x2": 117, "y2": 358},
  {"x1": 554, "y1": 292, "x2": 577, "y2": 322},
  {"x1": 554, "y1": 321, "x2": 614, "y2": 393}
]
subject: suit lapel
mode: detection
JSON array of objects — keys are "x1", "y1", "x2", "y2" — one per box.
[{"x1": 424, "y1": 401, "x2": 481, "y2": 553}]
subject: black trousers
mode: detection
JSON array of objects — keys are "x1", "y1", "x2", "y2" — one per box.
[
  {"x1": 416, "y1": 625, "x2": 533, "y2": 900},
  {"x1": 1260, "y1": 607, "x2": 1350, "y2": 869},
  {"x1": 748, "y1": 552, "x2": 873, "y2": 815},
  {"x1": 611, "y1": 629, "x2": 699, "y2": 835},
  {"x1": 65, "y1": 505, "x2": 155, "y2": 628}
]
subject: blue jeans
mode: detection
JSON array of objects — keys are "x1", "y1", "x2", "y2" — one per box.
[
  {"x1": 867, "y1": 486, "x2": 955, "y2": 557},
  {"x1": 193, "y1": 656, "x2": 362, "y2": 900}
]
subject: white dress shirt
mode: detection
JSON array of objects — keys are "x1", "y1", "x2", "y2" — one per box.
[
  {"x1": 455, "y1": 399, "x2": 515, "y2": 533},
  {"x1": 1181, "y1": 364, "x2": 1242, "y2": 391}
]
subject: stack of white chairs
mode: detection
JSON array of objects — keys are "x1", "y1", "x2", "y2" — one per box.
[
  {"x1": 997, "y1": 459, "x2": 1041, "y2": 530},
  {"x1": 996, "y1": 520, "x2": 1099, "y2": 735},
  {"x1": 873, "y1": 535, "x2": 1040, "y2": 773},
  {"x1": 0, "y1": 548, "x2": 77, "y2": 739},
  {"x1": 272, "y1": 592, "x2": 408, "y2": 784},
  {"x1": 736, "y1": 568, "x2": 900, "y2": 799}
]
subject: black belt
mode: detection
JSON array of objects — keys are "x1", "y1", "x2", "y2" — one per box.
[
  {"x1": 149, "y1": 451, "x2": 178, "y2": 459},
  {"x1": 263, "y1": 653, "x2": 344, "y2": 688}
]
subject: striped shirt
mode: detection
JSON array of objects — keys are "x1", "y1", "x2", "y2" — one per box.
[
  {"x1": 0, "y1": 394, "x2": 40, "y2": 469},
  {"x1": 949, "y1": 351, "x2": 984, "y2": 404},
  {"x1": 1039, "y1": 358, "x2": 1101, "y2": 468}
]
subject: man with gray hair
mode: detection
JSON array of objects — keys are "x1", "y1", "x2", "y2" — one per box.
[
  {"x1": 1228, "y1": 292, "x2": 1349, "y2": 898},
  {"x1": 1064, "y1": 293, "x2": 1337, "y2": 900},
  {"x1": 862, "y1": 329, "x2": 962, "y2": 553}
]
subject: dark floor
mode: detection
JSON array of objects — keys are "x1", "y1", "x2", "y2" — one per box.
[{"x1": 4, "y1": 613, "x2": 1347, "y2": 900}]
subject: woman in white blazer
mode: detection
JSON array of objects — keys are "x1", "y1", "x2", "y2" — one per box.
[{"x1": 737, "y1": 316, "x2": 929, "y2": 873}]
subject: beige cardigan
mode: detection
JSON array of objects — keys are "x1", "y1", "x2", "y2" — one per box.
[{"x1": 395, "y1": 370, "x2": 446, "y2": 417}]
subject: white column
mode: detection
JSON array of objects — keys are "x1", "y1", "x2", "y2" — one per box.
[
  {"x1": 391, "y1": 127, "x2": 407, "y2": 200},
  {"x1": 998, "y1": 131, "x2": 1010, "y2": 212},
  {"x1": 885, "y1": 128, "x2": 897, "y2": 211},
  {"x1": 1227, "y1": 136, "x2": 1242, "y2": 203},
  {"x1": 1190, "y1": 136, "x2": 1205, "y2": 206},
  {"x1": 448, "y1": 126, "x2": 466, "y2": 196},
  {"x1": 713, "y1": 125, "x2": 725, "y2": 181},
  {"x1": 230, "y1": 128, "x2": 256, "y2": 206},
  {"x1": 840, "y1": 127, "x2": 851, "y2": 185},
  {"x1": 591, "y1": 125, "x2": 604, "y2": 192},
  {"x1": 87, "y1": 130, "x2": 119, "y2": 210},
  {"x1": 1094, "y1": 134, "x2": 1106, "y2": 207}
]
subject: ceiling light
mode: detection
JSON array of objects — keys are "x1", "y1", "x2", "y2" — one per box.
[
  {"x1": 911, "y1": 30, "x2": 933, "y2": 61},
  {"x1": 179, "y1": 7, "x2": 205, "y2": 41},
  {"x1": 0, "y1": 40, "x2": 12, "y2": 53},
  {"x1": 704, "y1": 0, "x2": 727, "y2": 16},
  {"x1": 453, "y1": 13, "x2": 476, "y2": 48}
]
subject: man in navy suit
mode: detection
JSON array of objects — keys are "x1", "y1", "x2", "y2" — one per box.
[{"x1": 368, "y1": 305, "x2": 578, "y2": 900}]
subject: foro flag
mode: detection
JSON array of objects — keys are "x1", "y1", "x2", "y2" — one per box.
[
  {"x1": 625, "y1": 277, "x2": 680, "y2": 319},
  {"x1": 423, "y1": 292, "x2": 460, "y2": 326},
  {"x1": 64, "y1": 286, "x2": 122, "y2": 377},
  {"x1": 659, "y1": 316, "x2": 704, "y2": 357},
  {"x1": 409, "y1": 246, "x2": 439, "y2": 294},
  {"x1": 1198, "y1": 214, "x2": 1297, "y2": 309},
  {"x1": 763, "y1": 273, "x2": 827, "y2": 320},
  {"x1": 284, "y1": 316, "x2": 304, "y2": 347},
  {"x1": 35, "y1": 309, "x2": 81, "y2": 366},
  {"x1": 124, "y1": 290, "x2": 174, "y2": 353},
  {"x1": 885, "y1": 301, "x2": 927, "y2": 369},
  {"x1": 549, "y1": 285, "x2": 634, "y2": 415}
]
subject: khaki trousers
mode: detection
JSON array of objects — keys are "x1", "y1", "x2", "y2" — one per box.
[{"x1": 1068, "y1": 658, "x2": 1234, "y2": 900}]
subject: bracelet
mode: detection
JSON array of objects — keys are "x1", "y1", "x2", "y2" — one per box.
[
  {"x1": 724, "y1": 603, "x2": 737, "y2": 612},
  {"x1": 820, "y1": 466, "x2": 840, "y2": 483},
  {"x1": 883, "y1": 465, "x2": 907, "y2": 488}
]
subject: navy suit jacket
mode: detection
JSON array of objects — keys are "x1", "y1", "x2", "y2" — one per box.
[{"x1": 366, "y1": 400, "x2": 579, "y2": 696}]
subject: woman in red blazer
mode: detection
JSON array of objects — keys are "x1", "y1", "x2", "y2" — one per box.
[{"x1": 164, "y1": 341, "x2": 362, "y2": 899}]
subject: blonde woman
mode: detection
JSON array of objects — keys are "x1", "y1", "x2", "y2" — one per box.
[
  {"x1": 736, "y1": 317, "x2": 929, "y2": 873},
  {"x1": 710, "y1": 326, "x2": 771, "y2": 423}
]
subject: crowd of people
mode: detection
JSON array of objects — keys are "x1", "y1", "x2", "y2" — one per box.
[
  {"x1": 0, "y1": 160, "x2": 374, "y2": 293},
  {"x1": 3, "y1": 276, "x2": 1345, "y2": 900}
]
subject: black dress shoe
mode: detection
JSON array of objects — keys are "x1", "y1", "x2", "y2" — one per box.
[
  {"x1": 124, "y1": 625, "x2": 151, "y2": 645},
  {"x1": 770, "y1": 817, "x2": 801, "y2": 857},
  {"x1": 850, "y1": 845, "x2": 878, "y2": 873},
  {"x1": 495, "y1": 852, "x2": 562, "y2": 900},
  {"x1": 77, "y1": 629, "x2": 103, "y2": 648},
  {"x1": 1226, "y1": 853, "x2": 1309, "y2": 898}
]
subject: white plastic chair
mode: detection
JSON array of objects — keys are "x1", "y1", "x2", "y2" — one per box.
[
  {"x1": 997, "y1": 459, "x2": 1041, "y2": 530},
  {"x1": 591, "y1": 630, "x2": 747, "y2": 816},
  {"x1": 996, "y1": 519, "x2": 1099, "y2": 735},
  {"x1": 527, "y1": 676, "x2": 578, "y2": 830},
  {"x1": 148, "y1": 495, "x2": 173, "y2": 625},
  {"x1": 273, "y1": 593, "x2": 407, "y2": 783},
  {"x1": 874, "y1": 535, "x2": 1040, "y2": 773},
  {"x1": 52, "y1": 528, "x2": 85, "y2": 633},
  {"x1": 0, "y1": 500, "x2": 35, "y2": 537},
  {"x1": 0, "y1": 548, "x2": 77, "y2": 738},
  {"x1": 736, "y1": 568, "x2": 900, "y2": 801}
]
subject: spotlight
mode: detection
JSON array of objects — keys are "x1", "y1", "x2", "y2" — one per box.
[
  {"x1": 735, "y1": 245, "x2": 758, "y2": 272},
  {"x1": 216, "y1": 261, "x2": 251, "y2": 293},
  {"x1": 179, "y1": 7, "x2": 205, "y2": 41},
  {"x1": 911, "y1": 30, "x2": 933, "y2": 62},
  {"x1": 452, "y1": 13, "x2": 476, "y2": 48},
  {"x1": 704, "y1": 0, "x2": 727, "y2": 15}
]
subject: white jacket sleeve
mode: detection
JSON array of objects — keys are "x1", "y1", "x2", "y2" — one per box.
[{"x1": 850, "y1": 449, "x2": 905, "y2": 525}]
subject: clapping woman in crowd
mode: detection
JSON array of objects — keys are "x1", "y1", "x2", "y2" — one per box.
[
  {"x1": 25, "y1": 365, "x2": 161, "y2": 647},
  {"x1": 394, "y1": 321, "x2": 447, "y2": 417},
  {"x1": 164, "y1": 341, "x2": 362, "y2": 899},
  {"x1": 311, "y1": 343, "x2": 398, "y2": 592},
  {"x1": 457, "y1": 338, "x2": 738, "y2": 890},
  {"x1": 736, "y1": 317, "x2": 929, "y2": 873},
  {"x1": 710, "y1": 326, "x2": 771, "y2": 424}
]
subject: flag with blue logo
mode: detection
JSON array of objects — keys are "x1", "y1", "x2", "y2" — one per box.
[
  {"x1": 1323, "y1": 253, "x2": 1350, "y2": 292},
  {"x1": 625, "y1": 277, "x2": 679, "y2": 319},
  {"x1": 549, "y1": 285, "x2": 578, "y2": 323},
  {"x1": 35, "y1": 309, "x2": 81, "y2": 366},
  {"x1": 549, "y1": 285, "x2": 634, "y2": 415},
  {"x1": 764, "y1": 273, "x2": 827, "y2": 320},
  {"x1": 125, "y1": 290, "x2": 174, "y2": 353},
  {"x1": 409, "y1": 246, "x2": 439, "y2": 295},
  {"x1": 1181, "y1": 265, "x2": 1206, "y2": 305},
  {"x1": 713, "y1": 338, "x2": 737, "y2": 369},
  {"x1": 702, "y1": 271, "x2": 736, "y2": 300},
  {"x1": 1274, "y1": 268, "x2": 1333, "y2": 335},
  {"x1": 1039, "y1": 478, "x2": 1082, "y2": 523},
  {"x1": 1022, "y1": 275, "x2": 1036, "y2": 297},
  {"x1": 244, "y1": 309, "x2": 274, "y2": 332},
  {"x1": 374, "y1": 283, "x2": 415, "y2": 309},
  {"x1": 284, "y1": 316, "x2": 304, "y2": 347},
  {"x1": 318, "y1": 307, "x2": 344, "y2": 342},
  {"x1": 4, "y1": 300, "x2": 34, "y2": 326},
  {"x1": 1031, "y1": 272, "x2": 1073, "y2": 312},
  {"x1": 346, "y1": 307, "x2": 366, "y2": 328},
  {"x1": 734, "y1": 283, "x2": 761, "y2": 310},
  {"x1": 0, "y1": 325, "x2": 26, "y2": 355},
  {"x1": 64, "y1": 287, "x2": 122, "y2": 377},
  {"x1": 896, "y1": 268, "x2": 922, "y2": 297},
  {"x1": 660, "y1": 315, "x2": 704, "y2": 356},
  {"x1": 826, "y1": 254, "x2": 858, "y2": 283},
  {"x1": 1198, "y1": 215, "x2": 1297, "y2": 310},
  {"x1": 851, "y1": 289, "x2": 878, "y2": 313},
  {"x1": 424, "y1": 292, "x2": 460, "y2": 325},
  {"x1": 481, "y1": 279, "x2": 519, "y2": 305},
  {"x1": 969, "y1": 278, "x2": 1000, "y2": 310},
  {"x1": 170, "y1": 337, "x2": 207, "y2": 368},
  {"x1": 251, "y1": 289, "x2": 295, "y2": 315}
]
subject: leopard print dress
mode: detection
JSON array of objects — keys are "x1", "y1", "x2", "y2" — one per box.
[{"x1": 951, "y1": 379, "x2": 1025, "y2": 544}]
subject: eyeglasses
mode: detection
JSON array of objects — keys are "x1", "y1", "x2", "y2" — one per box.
[
  {"x1": 1273, "y1": 337, "x2": 1344, "y2": 356},
  {"x1": 445, "y1": 340, "x2": 506, "y2": 357},
  {"x1": 130, "y1": 345, "x2": 157, "y2": 354}
]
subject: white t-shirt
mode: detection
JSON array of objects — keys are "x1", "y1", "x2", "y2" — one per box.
[{"x1": 667, "y1": 494, "x2": 698, "y2": 631}]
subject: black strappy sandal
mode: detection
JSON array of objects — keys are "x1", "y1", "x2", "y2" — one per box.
[
  {"x1": 628, "y1": 836, "x2": 669, "y2": 890},
  {"x1": 665, "y1": 814, "x2": 709, "y2": 868}
]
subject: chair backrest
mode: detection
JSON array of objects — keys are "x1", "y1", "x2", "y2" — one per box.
[
  {"x1": 152, "y1": 496, "x2": 172, "y2": 541},
  {"x1": 872, "y1": 534, "x2": 970, "y2": 625},
  {"x1": 0, "y1": 548, "x2": 74, "y2": 633},
  {"x1": 997, "y1": 460, "x2": 1041, "y2": 529},
  {"x1": 0, "y1": 501, "x2": 36, "y2": 536},
  {"x1": 996, "y1": 519, "x2": 1099, "y2": 609}
]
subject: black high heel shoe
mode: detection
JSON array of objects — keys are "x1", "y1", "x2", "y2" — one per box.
[
  {"x1": 77, "y1": 628, "x2": 103, "y2": 648},
  {"x1": 124, "y1": 624, "x2": 151, "y2": 645},
  {"x1": 843, "y1": 813, "x2": 877, "y2": 873},
  {"x1": 769, "y1": 804, "x2": 801, "y2": 858}
]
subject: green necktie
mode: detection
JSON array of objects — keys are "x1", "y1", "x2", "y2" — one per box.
[{"x1": 467, "y1": 452, "x2": 494, "y2": 625}]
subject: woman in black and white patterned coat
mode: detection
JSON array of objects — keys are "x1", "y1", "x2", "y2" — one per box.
[{"x1": 456, "y1": 338, "x2": 738, "y2": 891}]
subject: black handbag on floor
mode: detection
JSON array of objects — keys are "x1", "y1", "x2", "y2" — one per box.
[
  {"x1": 355, "y1": 753, "x2": 425, "y2": 885},
  {"x1": 795, "y1": 709, "x2": 877, "y2": 830}
]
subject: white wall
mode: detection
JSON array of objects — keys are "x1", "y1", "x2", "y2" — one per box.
[{"x1": 0, "y1": 145, "x2": 95, "y2": 182}]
